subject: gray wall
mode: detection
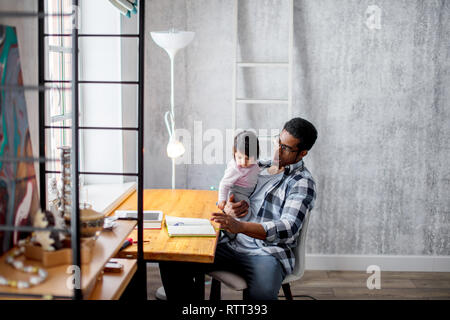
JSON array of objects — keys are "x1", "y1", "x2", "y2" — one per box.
[
  {"x1": 2, "y1": 1, "x2": 447, "y2": 257},
  {"x1": 145, "y1": 0, "x2": 450, "y2": 256}
]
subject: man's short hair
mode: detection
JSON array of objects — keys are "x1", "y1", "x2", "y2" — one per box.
[{"x1": 283, "y1": 117, "x2": 318, "y2": 151}]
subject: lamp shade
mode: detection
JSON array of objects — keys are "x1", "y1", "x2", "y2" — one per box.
[
  {"x1": 150, "y1": 30, "x2": 195, "y2": 58},
  {"x1": 167, "y1": 138, "x2": 185, "y2": 159}
]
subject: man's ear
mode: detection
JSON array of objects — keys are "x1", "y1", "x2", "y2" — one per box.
[{"x1": 296, "y1": 150, "x2": 308, "y2": 162}]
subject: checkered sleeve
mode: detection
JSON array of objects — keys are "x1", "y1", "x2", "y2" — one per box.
[{"x1": 261, "y1": 177, "x2": 316, "y2": 244}]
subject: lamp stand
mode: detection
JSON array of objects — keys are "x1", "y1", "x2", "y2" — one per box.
[
  {"x1": 169, "y1": 53, "x2": 176, "y2": 190},
  {"x1": 172, "y1": 158, "x2": 175, "y2": 189}
]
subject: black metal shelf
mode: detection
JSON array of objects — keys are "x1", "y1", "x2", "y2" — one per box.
[
  {"x1": 0, "y1": 85, "x2": 71, "y2": 91},
  {"x1": 45, "y1": 170, "x2": 139, "y2": 177},
  {"x1": 45, "y1": 126, "x2": 139, "y2": 131},
  {"x1": 0, "y1": 12, "x2": 72, "y2": 18},
  {"x1": 0, "y1": 0, "x2": 146, "y2": 300},
  {"x1": 44, "y1": 33, "x2": 140, "y2": 38},
  {"x1": 44, "y1": 80, "x2": 139, "y2": 85},
  {"x1": 0, "y1": 225, "x2": 70, "y2": 234}
]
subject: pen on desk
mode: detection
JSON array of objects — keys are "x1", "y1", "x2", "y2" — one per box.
[
  {"x1": 215, "y1": 202, "x2": 227, "y2": 214},
  {"x1": 120, "y1": 238, "x2": 133, "y2": 251}
]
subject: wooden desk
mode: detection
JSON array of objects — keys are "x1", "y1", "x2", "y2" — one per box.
[{"x1": 115, "y1": 189, "x2": 220, "y2": 264}]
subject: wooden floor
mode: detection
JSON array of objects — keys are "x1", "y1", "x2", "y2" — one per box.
[{"x1": 146, "y1": 263, "x2": 450, "y2": 300}]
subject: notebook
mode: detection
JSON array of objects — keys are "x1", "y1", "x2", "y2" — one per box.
[
  {"x1": 165, "y1": 215, "x2": 216, "y2": 237},
  {"x1": 114, "y1": 210, "x2": 163, "y2": 229}
]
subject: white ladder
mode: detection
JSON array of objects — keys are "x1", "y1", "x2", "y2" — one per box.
[{"x1": 231, "y1": 0, "x2": 294, "y2": 139}]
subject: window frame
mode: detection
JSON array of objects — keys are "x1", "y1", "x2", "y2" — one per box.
[{"x1": 46, "y1": 0, "x2": 77, "y2": 178}]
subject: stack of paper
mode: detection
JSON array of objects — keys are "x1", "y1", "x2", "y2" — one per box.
[{"x1": 165, "y1": 215, "x2": 216, "y2": 237}]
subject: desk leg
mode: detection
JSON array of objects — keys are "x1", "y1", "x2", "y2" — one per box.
[{"x1": 194, "y1": 273, "x2": 205, "y2": 300}]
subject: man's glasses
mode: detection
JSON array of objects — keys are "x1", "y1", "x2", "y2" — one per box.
[{"x1": 272, "y1": 135, "x2": 300, "y2": 154}]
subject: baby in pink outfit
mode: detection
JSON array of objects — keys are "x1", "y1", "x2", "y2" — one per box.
[{"x1": 217, "y1": 131, "x2": 260, "y2": 222}]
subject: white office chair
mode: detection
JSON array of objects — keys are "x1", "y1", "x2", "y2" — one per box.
[{"x1": 208, "y1": 209, "x2": 312, "y2": 300}]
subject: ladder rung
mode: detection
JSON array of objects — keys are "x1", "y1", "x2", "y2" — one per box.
[
  {"x1": 237, "y1": 62, "x2": 289, "y2": 68},
  {"x1": 236, "y1": 99, "x2": 289, "y2": 104}
]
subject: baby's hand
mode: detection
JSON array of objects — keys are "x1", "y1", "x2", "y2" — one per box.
[{"x1": 217, "y1": 200, "x2": 226, "y2": 211}]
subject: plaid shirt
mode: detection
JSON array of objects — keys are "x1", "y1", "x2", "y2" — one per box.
[{"x1": 244, "y1": 159, "x2": 316, "y2": 275}]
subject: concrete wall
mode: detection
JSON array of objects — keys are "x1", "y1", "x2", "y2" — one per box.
[
  {"x1": 1, "y1": 0, "x2": 448, "y2": 260},
  {"x1": 145, "y1": 0, "x2": 450, "y2": 257}
]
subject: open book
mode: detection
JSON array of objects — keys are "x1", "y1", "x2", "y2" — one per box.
[{"x1": 165, "y1": 215, "x2": 216, "y2": 237}]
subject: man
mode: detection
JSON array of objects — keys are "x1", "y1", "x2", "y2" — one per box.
[{"x1": 159, "y1": 117, "x2": 317, "y2": 300}]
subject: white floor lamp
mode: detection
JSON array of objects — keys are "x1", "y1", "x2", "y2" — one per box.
[
  {"x1": 150, "y1": 29, "x2": 195, "y2": 189},
  {"x1": 151, "y1": 29, "x2": 195, "y2": 300}
]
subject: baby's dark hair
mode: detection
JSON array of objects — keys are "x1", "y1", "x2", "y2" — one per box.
[{"x1": 233, "y1": 131, "x2": 260, "y2": 160}]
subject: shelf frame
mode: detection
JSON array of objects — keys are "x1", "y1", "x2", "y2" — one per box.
[{"x1": 0, "y1": 0, "x2": 146, "y2": 300}]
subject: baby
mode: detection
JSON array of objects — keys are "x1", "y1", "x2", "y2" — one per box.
[{"x1": 217, "y1": 130, "x2": 260, "y2": 222}]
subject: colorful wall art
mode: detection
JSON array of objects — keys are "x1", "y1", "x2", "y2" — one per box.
[{"x1": 0, "y1": 25, "x2": 40, "y2": 256}]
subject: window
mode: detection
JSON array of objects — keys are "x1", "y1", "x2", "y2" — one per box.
[
  {"x1": 44, "y1": 0, "x2": 138, "y2": 205},
  {"x1": 45, "y1": 0, "x2": 73, "y2": 175}
]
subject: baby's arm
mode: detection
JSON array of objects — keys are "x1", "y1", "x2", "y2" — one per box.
[
  {"x1": 217, "y1": 200, "x2": 226, "y2": 211},
  {"x1": 218, "y1": 164, "x2": 241, "y2": 207}
]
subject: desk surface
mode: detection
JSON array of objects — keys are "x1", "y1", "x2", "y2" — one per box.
[{"x1": 114, "y1": 189, "x2": 220, "y2": 263}]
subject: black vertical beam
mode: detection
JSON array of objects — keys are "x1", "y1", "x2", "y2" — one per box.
[
  {"x1": 38, "y1": 0, "x2": 46, "y2": 212},
  {"x1": 71, "y1": 0, "x2": 82, "y2": 300},
  {"x1": 136, "y1": 0, "x2": 147, "y2": 299}
]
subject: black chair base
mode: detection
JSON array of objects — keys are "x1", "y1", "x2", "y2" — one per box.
[
  {"x1": 282, "y1": 283, "x2": 293, "y2": 300},
  {"x1": 210, "y1": 278, "x2": 221, "y2": 300}
]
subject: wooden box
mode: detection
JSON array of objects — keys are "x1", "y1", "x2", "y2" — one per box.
[{"x1": 24, "y1": 238, "x2": 95, "y2": 267}]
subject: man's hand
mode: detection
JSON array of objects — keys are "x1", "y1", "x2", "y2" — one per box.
[
  {"x1": 211, "y1": 211, "x2": 244, "y2": 234},
  {"x1": 224, "y1": 194, "x2": 249, "y2": 218}
]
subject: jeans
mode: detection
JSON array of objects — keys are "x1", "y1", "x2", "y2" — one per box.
[{"x1": 159, "y1": 242, "x2": 286, "y2": 300}]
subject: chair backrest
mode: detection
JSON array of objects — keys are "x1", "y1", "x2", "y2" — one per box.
[{"x1": 289, "y1": 209, "x2": 311, "y2": 280}]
